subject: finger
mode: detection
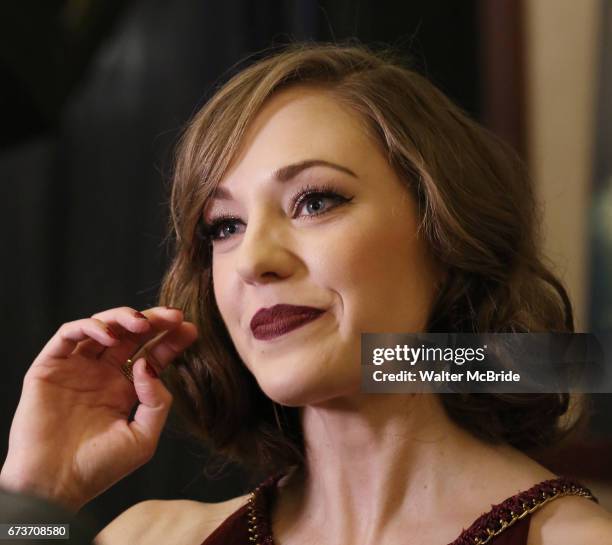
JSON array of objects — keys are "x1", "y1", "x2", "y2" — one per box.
[
  {"x1": 74, "y1": 338, "x2": 107, "y2": 359},
  {"x1": 129, "y1": 358, "x2": 173, "y2": 455},
  {"x1": 142, "y1": 322, "x2": 199, "y2": 375},
  {"x1": 91, "y1": 306, "x2": 152, "y2": 332},
  {"x1": 85, "y1": 307, "x2": 184, "y2": 367},
  {"x1": 37, "y1": 319, "x2": 120, "y2": 360},
  {"x1": 73, "y1": 306, "x2": 152, "y2": 358}
]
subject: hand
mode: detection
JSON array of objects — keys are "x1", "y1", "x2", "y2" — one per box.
[{"x1": 0, "y1": 306, "x2": 198, "y2": 513}]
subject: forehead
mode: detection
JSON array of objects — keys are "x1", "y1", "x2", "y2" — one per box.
[{"x1": 218, "y1": 86, "x2": 378, "y2": 187}]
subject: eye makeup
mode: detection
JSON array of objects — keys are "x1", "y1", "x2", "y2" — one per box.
[{"x1": 201, "y1": 182, "x2": 354, "y2": 242}]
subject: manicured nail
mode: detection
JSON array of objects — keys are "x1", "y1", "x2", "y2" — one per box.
[
  {"x1": 106, "y1": 326, "x2": 120, "y2": 340},
  {"x1": 133, "y1": 311, "x2": 148, "y2": 320},
  {"x1": 145, "y1": 361, "x2": 158, "y2": 378}
]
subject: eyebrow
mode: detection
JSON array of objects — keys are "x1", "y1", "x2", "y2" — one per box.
[{"x1": 210, "y1": 159, "x2": 358, "y2": 201}]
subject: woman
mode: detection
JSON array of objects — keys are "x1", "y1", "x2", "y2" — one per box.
[{"x1": 2, "y1": 42, "x2": 611, "y2": 545}]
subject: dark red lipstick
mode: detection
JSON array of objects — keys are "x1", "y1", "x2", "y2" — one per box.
[{"x1": 250, "y1": 304, "x2": 325, "y2": 340}]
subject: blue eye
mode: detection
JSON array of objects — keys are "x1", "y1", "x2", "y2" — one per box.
[
  {"x1": 202, "y1": 184, "x2": 352, "y2": 243},
  {"x1": 294, "y1": 191, "x2": 346, "y2": 217},
  {"x1": 203, "y1": 215, "x2": 244, "y2": 242}
]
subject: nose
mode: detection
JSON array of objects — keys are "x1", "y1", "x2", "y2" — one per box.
[{"x1": 235, "y1": 210, "x2": 297, "y2": 285}]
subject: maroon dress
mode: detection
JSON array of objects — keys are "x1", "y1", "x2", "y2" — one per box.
[{"x1": 200, "y1": 474, "x2": 597, "y2": 545}]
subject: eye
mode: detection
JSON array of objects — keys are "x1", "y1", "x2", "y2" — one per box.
[
  {"x1": 292, "y1": 184, "x2": 352, "y2": 219},
  {"x1": 202, "y1": 184, "x2": 352, "y2": 243},
  {"x1": 202, "y1": 214, "x2": 244, "y2": 242}
]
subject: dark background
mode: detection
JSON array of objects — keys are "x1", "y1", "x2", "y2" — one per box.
[{"x1": 1, "y1": 0, "x2": 609, "y2": 534}]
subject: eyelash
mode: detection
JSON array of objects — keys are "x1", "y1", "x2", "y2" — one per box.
[{"x1": 202, "y1": 183, "x2": 352, "y2": 242}]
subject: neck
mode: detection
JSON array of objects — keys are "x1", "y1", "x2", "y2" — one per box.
[{"x1": 272, "y1": 394, "x2": 552, "y2": 545}]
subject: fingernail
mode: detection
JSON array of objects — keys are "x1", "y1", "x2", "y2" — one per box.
[
  {"x1": 106, "y1": 326, "x2": 120, "y2": 340},
  {"x1": 145, "y1": 361, "x2": 158, "y2": 379},
  {"x1": 133, "y1": 311, "x2": 148, "y2": 320}
]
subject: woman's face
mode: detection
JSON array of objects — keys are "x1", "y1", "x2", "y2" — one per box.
[{"x1": 203, "y1": 86, "x2": 444, "y2": 406}]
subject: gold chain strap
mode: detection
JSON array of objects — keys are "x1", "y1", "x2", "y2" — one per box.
[
  {"x1": 473, "y1": 484, "x2": 595, "y2": 545},
  {"x1": 246, "y1": 487, "x2": 263, "y2": 545},
  {"x1": 246, "y1": 480, "x2": 595, "y2": 545}
]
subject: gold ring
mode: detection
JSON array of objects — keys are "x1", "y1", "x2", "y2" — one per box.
[{"x1": 120, "y1": 358, "x2": 135, "y2": 383}]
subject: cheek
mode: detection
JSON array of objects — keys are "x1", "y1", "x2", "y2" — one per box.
[
  {"x1": 312, "y1": 208, "x2": 435, "y2": 333},
  {"x1": 212, "y1": 259, "x2": 237, "y2": 329},
  {"x1": 211, "y1": 259, "x2": 256, "y2": 369}
]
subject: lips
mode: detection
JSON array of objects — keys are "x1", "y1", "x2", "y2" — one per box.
[{"x1": 250, "y1": 304, "x2": 325, "y2": 340}]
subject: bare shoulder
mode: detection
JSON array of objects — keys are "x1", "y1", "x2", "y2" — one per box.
[
  {"x1": 468, "y1": 445, "x2": 612, "y2": 544},
  {"x1": 94, "y1": 493, "x2": 250, "y2": 545},
  {"x1": 527, "y1": 493, "x2": 612, "y2": 545}
]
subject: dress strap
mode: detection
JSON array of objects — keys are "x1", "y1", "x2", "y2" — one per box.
[
  {"x1": 246, "y1": 472, "x2": 285, "y2": 545},
  {"x1": 450, "y1": 476, "x2": 598, "y2": 545},
  {"x1": 247, "y1": 474, "x2": 598, "y2": 545}
]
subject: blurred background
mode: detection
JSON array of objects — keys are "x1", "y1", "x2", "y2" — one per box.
[{"x1": 1, "y1": 0, "x2": 611, "y2": 532}]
